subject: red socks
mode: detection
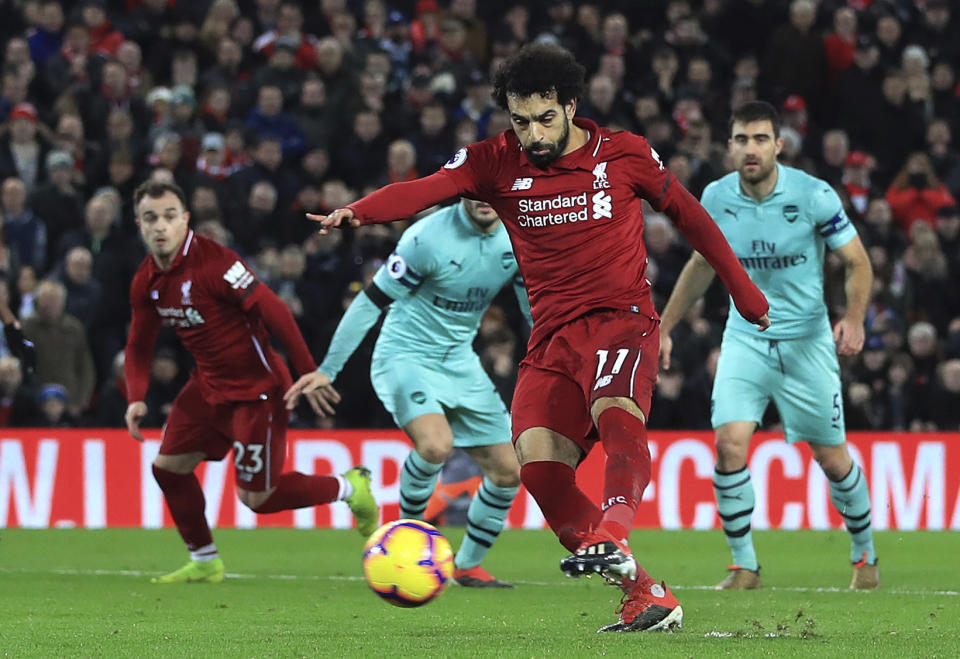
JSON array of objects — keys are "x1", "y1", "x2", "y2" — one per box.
[
  {"x1": 519, "y1": 409, "x2": 651, "y2": 552},
  {"x1": 152, "y1": 465, "x2": 213, "y2": 551},
  {"x1": 597, "y1": 407, "x2": 651, "y2": 542},
  {"x1": 251, "y1": 472, "x2": 341, "y2": 514},
  {"x1": 520, "y1": 461, "x2": 602, "y2": 552}
]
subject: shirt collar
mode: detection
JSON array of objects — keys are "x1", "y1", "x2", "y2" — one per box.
[
  {"x1": 454, "y1": 201, "x2": 502, "y2": 238},
  {"x1": 514, "y1": 117, "x2": 601, "y2": 173}
]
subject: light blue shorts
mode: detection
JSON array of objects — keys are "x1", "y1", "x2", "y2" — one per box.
[
  {"x1": 370, "y1": 352, "x2": 511, "y2": 448},
  {"x1": 711, "y1": 330, "x2": 845, "y2": 445}
]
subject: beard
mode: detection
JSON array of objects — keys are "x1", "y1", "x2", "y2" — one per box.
[
  {"x1": 739, "y1": 158, "x2": 776, "y2": 184},
  {"x1": 524, "y1": 117, "x2": 570, "y2": 169}
]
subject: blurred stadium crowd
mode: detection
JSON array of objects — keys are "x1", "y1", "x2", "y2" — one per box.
[{"x1": 0, "y1": 0, "x2": 957, "y2": 432}]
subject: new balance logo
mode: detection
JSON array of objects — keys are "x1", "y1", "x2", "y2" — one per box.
[
  {"x1": 511, "y1": 177, "x2": 533, "y2": 191},
  {"x1": 223, "y1": 261, "x2": 255, "y2": 289},
  {"x1": 594, "y1": 374, "x2": 613, "y2": 390},
  {"x1": 592, "y1": 191, "x2": 612, "y2": 219}
]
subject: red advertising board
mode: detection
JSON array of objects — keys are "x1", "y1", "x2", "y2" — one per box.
[{"x1": 2, "y1": 430, "x2": 958, "y2": 530}]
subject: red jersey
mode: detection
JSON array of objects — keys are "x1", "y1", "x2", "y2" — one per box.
[
  {"x1": 125, "y1": 231, "x2": 316, "y2": 405},
  {"x1": 349, "y1": 118, "x2": 767, "y2": 349}
]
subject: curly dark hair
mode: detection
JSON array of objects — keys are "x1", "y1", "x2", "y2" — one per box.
[
  {"x1": 729, "y1": 101, "x2": 781, "y2": 138},
  {"x1": 492, "y1": 43, "x2": 586, "y2": 110}
]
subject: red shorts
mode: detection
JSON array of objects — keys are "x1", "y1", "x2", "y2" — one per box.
[
  {"x1": 161, "y1": 377, "x2": 289, "y2": 491},
  {"x1": 511, "y1": 310, "x2": 659, "y2": 453}
]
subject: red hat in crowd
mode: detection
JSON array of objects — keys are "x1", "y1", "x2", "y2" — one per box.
[
  {"x1": 782, "y1": 95, "x2": 806, "y2": 112},
  {"x1": 9, "y1": 103, "x2": 38, "y2": 123},
  {"x1": 416, "y1": 0, "x2": 440, "y2": 14},
  {"x1": 845, "y1": 150, "x2": 869, "y2": 168}
]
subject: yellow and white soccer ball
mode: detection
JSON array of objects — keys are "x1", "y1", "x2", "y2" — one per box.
[{"x1": 362, "y1": 519, "x2": 454, "y2": 607}]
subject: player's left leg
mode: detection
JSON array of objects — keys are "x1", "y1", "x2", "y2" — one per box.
[
  {"x1": 517, "y1": 311, "x2": 680, "y2": 632},
  {"x1": 455, "y1": 442, "x2": 520, "y2": 587},
  {"x1": 559, "y1": 312, "x2": 661, "y2": 583},
  {"x1": 233, "y1": 390, "x2": 378, "y2": 536},
  {"x1": 778, "y1": 333, "x2": 877, "y2": 589},
  {"x1": 809, "y1": 442, "x2": 878, "y2": 590}
]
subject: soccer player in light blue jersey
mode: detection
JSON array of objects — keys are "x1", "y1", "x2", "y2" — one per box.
[
  {"x1": 659, "y1": 101, "x2": 879, "y2": 591},
  {"x1": 285, "y1": 198, "x2": 530, "y2": 588}
]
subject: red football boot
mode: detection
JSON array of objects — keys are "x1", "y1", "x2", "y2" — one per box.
[{"x1": 598, "y1": 574, "x2": 683, "y2": 633}]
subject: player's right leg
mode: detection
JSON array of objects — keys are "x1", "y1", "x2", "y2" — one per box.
[
  {"x1": 712, "y1": 421, "x2": 762, "y2": 590},
  {"x1": 151, "y1": 381, "x2": 228, "y2": 584},
  {"x1": 152, "y1": 452, "x2": 225, "y2": 583},
  {"x1": 710, "y1": 334, "x2": 776, "y2": 590},
  {"x1": 399, "y1": 414, "x2": 454, "y2": 520}
]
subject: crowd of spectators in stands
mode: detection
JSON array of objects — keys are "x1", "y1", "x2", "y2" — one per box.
[{"x1": 0, "y1": 0, "x2": 958, "y2": 433}]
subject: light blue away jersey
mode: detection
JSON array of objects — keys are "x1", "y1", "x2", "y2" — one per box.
[
  {"x1": 701, "y1": 163, "x2": 858, "y2": 340},
  {"x1": 318, "y1": 204, "x2": 528, "y2": 380},
  {"x1": 373, "y1": 204, "x2": 527, "y2": 360}
]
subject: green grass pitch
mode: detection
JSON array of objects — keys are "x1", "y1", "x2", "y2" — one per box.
[{"x1": 1, "y1": 528, "x2": 957, "y2": 657}]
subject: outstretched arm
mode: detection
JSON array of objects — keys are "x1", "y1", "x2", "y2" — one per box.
[
  {"x1": 832, "y1": 235, "x2": 872, "y2": 355},
  {"x1": 320, "y1": 284, "x2": 394, "y2": 382},
  {"x1": 284, "y1": 283, "x2": 395, "y2": 413},
  {"x1": 658, "y1": 251, "x2": 716, "y2": 370},
  {"x1": 247, "y1": 283, "x2": 317, "y2": 376},
  {"x1": 660, "y1": 182, "x2": 769, "y2": 326},
  {"x1": 307, "y1": 172, "x2": 460, "y2": 234}
]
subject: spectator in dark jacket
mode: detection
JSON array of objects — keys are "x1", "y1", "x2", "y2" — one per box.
[
  {"x1": 0, "y1": 355, "x2": 38, "y2": 426},
  {"x1": 1, "y1": 176, "x2": 47, "y2": 272},
  {"x1": 22, "y1": 280, "x2": 95, "y2": 418},
  {"x1": 29, "y1": 151, "x2": 85, "y2": 265},
  {"x1": 245, "y1": 84, "x2": 305, "y2": 158},
  {"x1": 927, "y1": 359, "x2": 960, "y2": 430},
  {"x1": 28, "y1": 1, "x2": 65, "y2": 69},
  {"x1": 58, "y1": 245, "x2": 102, "y2": 334},
  {"x1": 334, "y1": 108, "x2": 388, "y2": 190},
  {"x1": 761, "y1": 0, "x2": 828, "y2": 116},
  {"x1": 0, "y1": 104, "x2": 51, "y2": 193}
]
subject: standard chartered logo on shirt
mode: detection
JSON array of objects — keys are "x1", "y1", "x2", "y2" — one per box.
[{"x1": 516, "y1": 191, "x2": 614, "y2": 228}]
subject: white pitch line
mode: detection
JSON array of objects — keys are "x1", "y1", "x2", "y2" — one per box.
[{"x1": 0, "y1": 567, "x2": 956, "y2": 597}]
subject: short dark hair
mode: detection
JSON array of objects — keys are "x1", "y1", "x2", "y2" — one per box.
[
  {"x1": 134, "y1": 180, "x2": 188, "y2": 211},
  {"x1": 729, "y1": 100, "x2": 781, "y2": 138},
  {"x1": 492, "y1": 43, "x2": 585, "y2": 110}
]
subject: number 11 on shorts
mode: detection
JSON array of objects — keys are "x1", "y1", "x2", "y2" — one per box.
[{"x1": 594, "y1": 348, "x2": 631, "y2": 391}]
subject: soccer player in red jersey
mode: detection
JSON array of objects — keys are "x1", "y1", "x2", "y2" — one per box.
[
  {"x1": 303, "y1": 44, "x2": 770, "y2": 632},
  {"x1": 124, "y1": 181, "x2": 379, "y2": 584}
]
